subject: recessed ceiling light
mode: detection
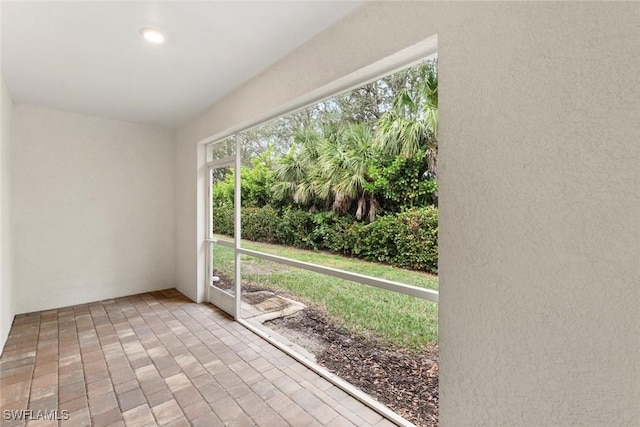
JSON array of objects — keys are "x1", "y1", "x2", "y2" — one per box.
[{"x1": 140, "y1": 27, "x2": 165, "y2": 45}]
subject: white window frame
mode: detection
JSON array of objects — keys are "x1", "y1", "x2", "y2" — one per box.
[{"x1": 202, "y1": 34, "x2": 439, "y2": 427}]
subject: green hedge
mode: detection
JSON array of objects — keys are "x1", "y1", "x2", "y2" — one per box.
[
  {"x1": 212, "y1": 206, "x2": 234, "y2": 236},
  {"x1": 275, "y1": 208, "x2": 315, "y2": 248},
  {"x1": 242, "y1": 206, "x2": 279, "y2": 243},
  {"x1": 355, "y1": 208, "x2": 438, "y2": 272},
  {"x1": 212, "y1": 205, "x2": 438, "y2": 273},
  {"x1": 308, "y1": 211, "x2": 361, "y2": 255}
]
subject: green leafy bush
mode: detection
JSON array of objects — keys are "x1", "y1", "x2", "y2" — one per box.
[
  {"x1": 308, "y1": 211, "x2": 358, "y2": 255},
  {"x1": 212, "y1": 204, "x2": 437, "y2": 273},
  {"x1": 212, "y1": 205, "x2": 234, "y2": 236},
  {"x1": 357, "y1": 207, "x2": 438, "y2": 273},
  {"x1": 241, "y1": 206, "x2": 279, "y2": 243},
  {"x1": 275, "y1": 208, "x2": 314, "y2": 248},
  {"x1": 240, "y1": 152, "x2": 276, "y2": 208},
  {"x1": 212, "y1": 173, "x2": 234, "y2": 209},
  {"x1": 367, "y1": 150, "x2": 438, "y2": 212}
]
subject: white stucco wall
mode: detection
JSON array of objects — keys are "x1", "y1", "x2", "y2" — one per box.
[
  {"x1": 0, "y1": 74, "x2": 14, "y2": 352},
  {"x1": 175, "y1": 2, "x2": 640, "y2": 425},
  {"x1": 12, "y1": 105, "x2": 176, "y2": 314},
  {"x1": 174, "y1": 122, "x2": 204, "y2": 303}
]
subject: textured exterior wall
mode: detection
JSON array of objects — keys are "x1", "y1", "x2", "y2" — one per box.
[
  {"x1": 12, "y1": 105, "x2": 176, "y2": 313},
  {"x1": 175, "y1": 2, "x2": 640, "y2": 425},
  {"x1": 437, "y1": 3, "x2": 640, "y2": 425},
  {"x1": 0, "y1": 75, "x2": 14, "y2": 352}
]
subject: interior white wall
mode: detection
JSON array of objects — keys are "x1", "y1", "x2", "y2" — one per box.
[
  {"x1": 175, "y1": 2, "x2": 640, "y2": 425},
  {"x1": 12, "y1": 105, "x2": 175, "y2": 314},
  {"x1": 174, "y1": 121, "x2": 204, "y2": 303},
  {"x1": 0, "y1": 74, "x2": 15, "y2": 352}
]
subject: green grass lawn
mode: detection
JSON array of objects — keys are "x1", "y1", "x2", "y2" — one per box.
[{"x1": 212, "y1": 237, "x2": 438, "y2": 351}]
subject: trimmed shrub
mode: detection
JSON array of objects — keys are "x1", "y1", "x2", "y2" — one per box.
[
  {"x1": 241, "y1": 206, "x2": 279, "y2": 243},
  {"x1": 212, "y1": 206, "x2": 233, "y2": 236},
  {"x1": 275, "y1": 208, "x2": 315, "y2": 248},
  {"x1": 357, "y1": 207, "x2": 438, "y2": 273},
  {"x1": 308, "y1": 211, "x2": 358, "y2": 255},
  {"x1": 211, "y1": 204, "x2": 438, "y2": 273}
]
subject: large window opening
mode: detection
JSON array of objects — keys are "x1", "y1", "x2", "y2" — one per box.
[{"x1": 205, "y1": 53, "x2": 438, "y2": 427}]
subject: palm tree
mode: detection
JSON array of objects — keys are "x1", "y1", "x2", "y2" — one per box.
[
  {"x1": 272, "y1": 123, "x2": 380, "y2": 221},
  {"x1": 375, "y1": 61, "x2": 438, "y2": 176},
  {"x1": 318, "y1": 123, "x2": 379, "y2": 220},
  {"x1": 272, "y1": 126, "x2": 322, "y2": 206}
]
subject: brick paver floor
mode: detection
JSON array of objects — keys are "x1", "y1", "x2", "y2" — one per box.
[{"x1": 0, "y1": 289, "x2": 396, "y2": 426}]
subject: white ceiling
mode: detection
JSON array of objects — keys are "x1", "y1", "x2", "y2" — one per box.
[{"x1": 1, "y1": 1, "x2": 363, "y2": 128}]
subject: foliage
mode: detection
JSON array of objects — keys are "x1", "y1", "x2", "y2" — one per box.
[
  {"x1": 366, "y1": 149, "x2": 438, "y2": 212},
  {"x1": 272, "y1": 122, "x2": 382, "y2": 220},
  {"x1": 308, "y1": 211, "x2": 360, "y2": 254},
  {"x1": 211, "y1": 148, "x2": 277, "y2": 209},
  {"x1": 241, "y1": 206, "x2": 279, "y2": 243},
  {"x1": 214, "y1": 205, "x2": 438, "y2": 273},
  {"x1": 275, "y1": 208, "x2": 315, "y2": 248},
  {"x1": 265, "y1": 60, "x2": 439, "y2": 219},
  {"x1": 212, "y1": 174, "x2": 233, "y2": 208},
  {"x1": 240, "y1": 148, "x2": 277, "y2": 208},
  {"x1": 211, "y1": 205, "x2": 233, "y2": 236},
  {"x1": 209, "y1": 59, "x2": 440, "y2": 273},
  {"x1": 375, "y1": 60, "x2": 438, "y2": 175},
  {"x1": 356, "y1": 207, "x2": 438, "y2": 273},
  {"x1": 271, "y1": 126, "x2": 325, "y2": 207}
]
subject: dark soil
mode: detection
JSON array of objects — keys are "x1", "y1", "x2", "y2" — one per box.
[
  {"x1": 267, "y1": 308, "x2": 439, "y2": 427},
  {"x1": 211, "y1": 271, "x2": 439, "y2": 426},
  {"x1": 211, "y1": 271, "x2": 267, "y2": 294}
]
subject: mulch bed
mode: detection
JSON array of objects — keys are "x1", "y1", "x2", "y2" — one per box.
[{"x1": 268, "y1": 308, "x2": 439, "y2": 427}]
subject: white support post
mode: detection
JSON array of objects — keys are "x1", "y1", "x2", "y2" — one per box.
[
  {"x1": 205, "y1": 168, "x2": 212, "y2": 300},
  {"x1": 233, "y1": 134, "x2": 242, "y2": 319}
]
